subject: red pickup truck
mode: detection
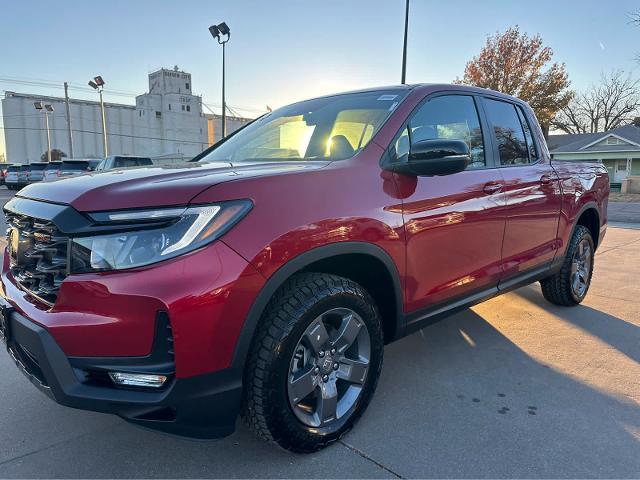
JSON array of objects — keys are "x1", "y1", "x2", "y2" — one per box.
[{"x1": 1, "y1": 84, "x2": 608, "y2": 452}]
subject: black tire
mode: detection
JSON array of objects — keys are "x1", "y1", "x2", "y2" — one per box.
[
  {"x1": 540, "y1": 225, "x2": 594, "y2": 306},
  {"x1": 242, "y1": 272, "x2": 384, "y2": 453}
]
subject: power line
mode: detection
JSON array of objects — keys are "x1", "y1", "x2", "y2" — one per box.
[
  {"x1": 0, "y1": 125, "x2": 207, "y2": 146},
  {"x1": 0, "y1": 76, "x2": 268, "y2": 115}
]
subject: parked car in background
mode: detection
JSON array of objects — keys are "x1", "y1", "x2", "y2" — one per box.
[
  {"x1": 42, "y1": 161, "x2": 62, "y2": 181},
  {"x1": 94, "y1": 155, "x2": 153, "y2": 171},
  {"x1": 58, "y1": 159, "x2": 100, "y2": 178},
  {"x1": 16, "y1": 164, "x2": 30, "y2": 188},
  {"x1": 0, "y1": 164, "x2": 15, "y2": 185},
  {"x1": 1, "y1": 84, "x2": 609, "y2": 453},
  {"x1": 25, "y1": 163, "x2": 48, "y2": 184},
  {"x1": 4, "y1": 165, "x2": 20, "y2": 190}
]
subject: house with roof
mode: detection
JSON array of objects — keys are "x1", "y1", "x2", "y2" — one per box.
[{"x1": 548, "y1": 124, "x2": 640, "y2": 190}]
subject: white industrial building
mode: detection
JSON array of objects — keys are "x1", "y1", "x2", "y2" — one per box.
[{"x1": 2, "y1": 67, "x2": 252, "y2": 164}]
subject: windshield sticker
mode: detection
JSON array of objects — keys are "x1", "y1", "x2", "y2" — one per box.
[{"x1": 377, "y1": 94, "x2": 398, "y2": 101}]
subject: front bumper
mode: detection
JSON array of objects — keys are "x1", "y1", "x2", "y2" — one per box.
[{"x1": 2, "y1": 306, "x2": 242, "y2": 439}]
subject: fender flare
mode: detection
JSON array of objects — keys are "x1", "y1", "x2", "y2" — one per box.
[
  {"x1": 560, "y1": 201, "x2": 601, "y2": 258},
  {"x1": 230, "y1": 242, "x2": 404, "y2": 371}
]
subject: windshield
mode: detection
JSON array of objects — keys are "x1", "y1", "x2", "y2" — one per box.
[{"x1": 200, "y1": 90, "x2": 407, "y2": 163}]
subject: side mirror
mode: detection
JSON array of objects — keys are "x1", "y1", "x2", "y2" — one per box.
[{"x1": 393, "y1": 139, "x2": 470, "y2": 176}]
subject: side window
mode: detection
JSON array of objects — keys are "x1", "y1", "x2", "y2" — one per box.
[
  {"x1": 408, "y1": 95, "x2": 485, "y2": 169},
  {"x1": 392, "y1": 127, "x2": 410, "y2": 160},
  {"x1": 483, "y1": 99, "x2": 529, "y2": 166},
  {"x1": 516, "y1": 106, "x2": 537, "y2": 162}
]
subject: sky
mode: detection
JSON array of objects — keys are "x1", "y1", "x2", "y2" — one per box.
[{"x1": 2, "y1": 0, "x2": 640, "y2": 157}]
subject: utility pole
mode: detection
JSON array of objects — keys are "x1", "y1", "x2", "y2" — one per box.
[
  {"x1": 99, "y1": 88, "x2": 108, "y2": 157},
  {"x1": 88, "y1": 76, "x2": 108, "y2": 158},
  {"x1": 401, "y1": 0, "x2": 409, "y2": 84},
  {"x1": 64, "y1": 82, "x2": 74, "y2": 158}
]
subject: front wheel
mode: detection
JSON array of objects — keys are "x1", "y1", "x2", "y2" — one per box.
[
  {"x1": 540, "y1": 225, "x2": 594, "y2": 306},
  {"x1": 243, "y1": 272, "x2": 384, "y2": 453}
]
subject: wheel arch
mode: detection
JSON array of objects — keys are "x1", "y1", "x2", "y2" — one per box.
[
  {"x1": 573, "y1": 202, "x2": 601, "y2": 249},
  {"x1": 231, "y1": 242, "x2": 404, "y2": 371}
]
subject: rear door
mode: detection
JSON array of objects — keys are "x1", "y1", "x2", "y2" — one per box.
[
  {"x1": 481, "y1": 97, "x2": 562, "y2": 278},
  {"x1": 394, "y1": 93, "x2": 507, "y2": 315}
]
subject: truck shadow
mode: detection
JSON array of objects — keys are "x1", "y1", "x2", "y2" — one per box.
[{"x1": 513, "y1": 284, "x2": 640, "y2": 365}]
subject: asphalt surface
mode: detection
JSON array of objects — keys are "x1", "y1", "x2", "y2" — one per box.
[
  {"x1": 0, "y1": 188, "x2": 639, "y2": 478},
  {"x1": 608, "y1": 201, "x2": 640, "y2": 225}
]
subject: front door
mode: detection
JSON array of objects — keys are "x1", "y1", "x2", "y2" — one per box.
[
  {"x1": 393, "y1": 94, "x2": 506, "y2": 314},
  {"x1": 614, "y1": 159, "x2": 629, "y2": 184}
]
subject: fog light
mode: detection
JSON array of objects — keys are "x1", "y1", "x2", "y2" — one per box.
[{"x1": 108, "y1": 372, "x2": 168, "y2": 388}]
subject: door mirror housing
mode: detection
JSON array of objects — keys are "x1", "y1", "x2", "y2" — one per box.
[{"x1": 393, "y1": 139, "x2": 470, "y2": 176}]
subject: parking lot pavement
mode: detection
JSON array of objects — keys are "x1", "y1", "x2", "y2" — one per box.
[{"x1": 0, "y1": 189, "x2": 639, "y2": 477}]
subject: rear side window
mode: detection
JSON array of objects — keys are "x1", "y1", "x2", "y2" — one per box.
[
  {"x1": 114, "y1": 157, "x2": 152, "y2": 168},
  {"x1": 483, "y1": 99, "x2": 529, "y2": 166},
  {"x1": 29, "y1": 164, "x2": 47, "y2": 171},
  {"x1": 516, "y1": 107, "x2": 537, "y2": 161},
  {"x1": 45, "y1": 163, "x2": 61, "y2": 171},
  {"x1": 61, "y1": 161, "x2": 89, "y2": 171},
  {"x1": 7, "y1": 166, "x2": 19, "y2": 172}
]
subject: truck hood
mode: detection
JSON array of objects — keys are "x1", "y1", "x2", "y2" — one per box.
[{"x1": 18, "y1": 161, "x2": 329, "y2": 211}]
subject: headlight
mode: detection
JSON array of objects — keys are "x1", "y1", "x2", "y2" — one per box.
[{"x1": 70, "y1": 200, "x2": 252, "y2": 273}]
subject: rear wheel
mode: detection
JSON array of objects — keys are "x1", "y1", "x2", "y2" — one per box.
[
  {"x1": 540, "y1": 225, "x2": 594, "y2": 306},
  {"x1": 243, "y1": 272, "x2": 384, "y2": 453}
]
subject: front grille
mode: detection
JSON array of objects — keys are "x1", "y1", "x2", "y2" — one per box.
[{"x1": 5, "y1": 212, "x2": 68, "y2": 306}]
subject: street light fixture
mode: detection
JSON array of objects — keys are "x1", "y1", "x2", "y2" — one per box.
[
  {"x1": 34, "y1": 102, "x2": 54, "y2": 162},
  {"x1": 209, "y1": 21, "x2": 231, "y2": 138},
  {"x1": 89, "y1": 75, "x2": 109, "y2": 158}
]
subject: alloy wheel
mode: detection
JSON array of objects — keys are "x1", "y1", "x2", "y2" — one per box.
[
  {"x1": 570, "y1": 238, "x2": 592, "y2": 298},
  {"x1": 287, "y1": 307, "x2": 371, "y2": 428}
]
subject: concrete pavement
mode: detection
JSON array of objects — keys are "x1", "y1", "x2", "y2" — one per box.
[{"x1": 0, "y1": 190, "x2": 638, "y2": 477}]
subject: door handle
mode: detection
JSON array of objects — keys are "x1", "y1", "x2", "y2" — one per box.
[
  {"x1": 483, "y1": 182, "x2": 503, "y2": 195},
  {"x1": 540, "y1": 174, "x2": 553, "y2": 185}
]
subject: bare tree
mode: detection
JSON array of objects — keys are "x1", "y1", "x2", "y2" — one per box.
[
  {"x1": 552, "y1": 71, "x2": 640, "y2": 134},
  {"x1": 40, "y1": 149, "x2": 67, "y2": 162}
]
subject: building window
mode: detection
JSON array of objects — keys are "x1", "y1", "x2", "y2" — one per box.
[
  {"x1": 156, "y1": 111, "x2": 162, "y2": 118},
  {"x1": 168, "y1": 104, "x2": 171, "y2": 111},
  {"x1": 606, "y1": 137, "x2": 619, "y2": 145},
  {"x1": 186, "y1": 105, "x2": 191, "y2": 112},
  {"x1": 181, "y1": 105, "x2": 185, "y2": 111},
  {"x1": 185, "y1": 83, "x2": 190, "y2": 90}
]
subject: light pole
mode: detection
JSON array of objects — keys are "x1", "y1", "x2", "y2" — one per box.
[
  {"x1": 89, "y1": 76, "x2": 108, "y2": 158},
  {"x1": 34, "y1": 102, "x2": 54, "y2": 162},
  {"x1": 401, "y1": 0, "x2": 409, "y2": 84},
  {"x1": 209, "y1": 22, "x2": 231, "y2": 138}
]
